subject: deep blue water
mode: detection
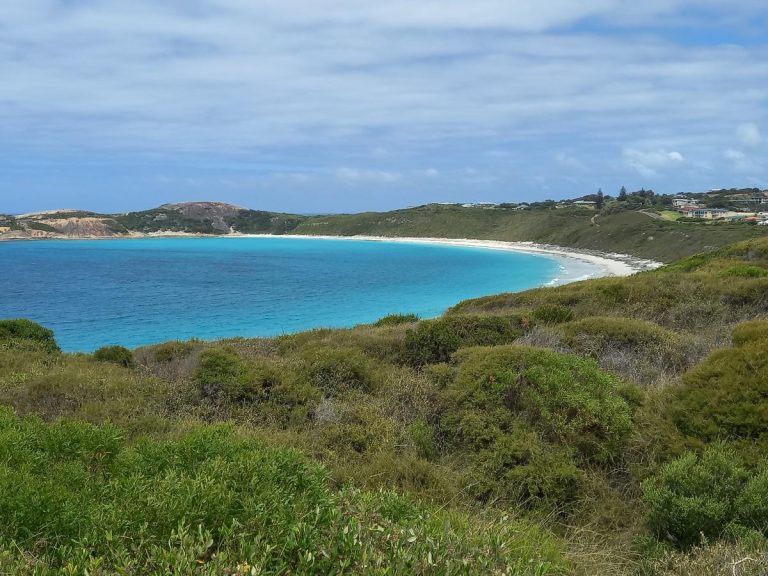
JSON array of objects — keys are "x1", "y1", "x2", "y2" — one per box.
[{"x1": 0, "y1": 237, "x2": 571, "y2": 352}]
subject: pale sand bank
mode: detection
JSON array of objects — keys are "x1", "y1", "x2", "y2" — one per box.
[
  {"x1": 241, "y1": 234, "x2": 663, "y2": 284},
  {"x1": 0, "y1": 230, "x2": 662, "y2": 284}
]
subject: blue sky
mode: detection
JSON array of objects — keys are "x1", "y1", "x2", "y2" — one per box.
[{"x1": 1, "y1": 1, "x2": 766, "y2": 214}]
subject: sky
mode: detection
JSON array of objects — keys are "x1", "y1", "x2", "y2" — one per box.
[{"x1": 1, "y1": 1, "x2": 767, "y2": 214}]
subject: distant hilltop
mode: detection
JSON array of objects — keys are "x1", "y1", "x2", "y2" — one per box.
[
  {"x1": 0, "y1": 201, "x2": 303, "y2": 239},
  {"x1": 2, "y1": 188, "x2": 767, "y2": 263}
]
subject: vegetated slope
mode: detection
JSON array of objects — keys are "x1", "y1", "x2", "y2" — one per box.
[
  {"x1": 4, "y1": 202, "x2": 307, "y2": 238},
  {"x1": 114, "y1": 202, "x2": 305, "y2": 235},
  {"x1": 295, "y1": 204, "x2": 768, "y2": 262},
  {"x1": 5, "y1": 201, "x2": 766, "y2": 262},
  {"x1": 2, "y1": 237, "x2": 768, "y2": 573}
]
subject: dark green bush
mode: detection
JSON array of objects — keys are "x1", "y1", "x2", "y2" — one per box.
[
  {"x1": 93, "y1": 345, "x2": 135, "y2": 368},
  {"x1": 472, "y1": 424, "x2": 582, "y2": 509},
  {"x1": 442, "y1": 345, "x2": 632, "y2": 463},
  {"x1": 195, "y1": 347, "x2": 280, "y2": 403},
  {"x1": 438, "y1": 345, "x2": 631, "y2": 509},
  {"x1": 643, "y1": 445, "x2": 768, "y2": 548},
  {"x1": 374, "y1": 313, "x2": 419, "y2": 327},
  {"x1": 532, "y1": 304, "x2": 574, "y2": 325},
  {"x1": 669, "y1": 342, "x2": 768, "y2": 442},
  {"x1": 0, "y1": 319, "x2": 59, "y2": 353},
  {"x1": 299, "y1": 346, "x2": 378, "y2": 396},
  {"x1": 152, "y1": 340, "x2": 197, "y2": 363},
  {"x1": 732, "y1": 320, "x2": 768, "y2": 347},
  {"x1": 403, "y1": 315, "x2": 525, "y2": 367}
]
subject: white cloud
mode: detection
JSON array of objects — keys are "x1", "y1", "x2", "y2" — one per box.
[
  {"x1": 336, "y1": 168, "x2": 402, "y2": 184},
  {"x1": 737, "y1": 123, "x2": 762, "y2": 147},
  {"x1": 623, "y1": 148, "x2": 685, "y2": 177},
  {"x1": 724, "y1": 148, "x2": 746, "y2": 161},
  {"x1": 0, "y1": 1, "x2": 767, "y2": 211},
  {"x1": 424, "y1": 168, "x2": 440, "y2": 177},
  {"x1": 724, "y1": 148, "x2": 758, "y2": 172}
]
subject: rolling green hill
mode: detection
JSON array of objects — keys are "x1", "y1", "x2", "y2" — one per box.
[
  {"x1": 5, "y1": 201, "x2": 767, "y2": 263},
  {"x1": 296, "y1": 204, "x2": 768, "y2": 262}
]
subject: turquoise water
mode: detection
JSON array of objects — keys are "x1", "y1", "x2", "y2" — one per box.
[{"x1": 0, "y1": 237, "x2": 577, "y2": 352}]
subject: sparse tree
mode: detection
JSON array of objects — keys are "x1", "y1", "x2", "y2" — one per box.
[
  {"x1": 596, "y1": 189, "x2": 605, "y2": 210},
  {"x1": 618, "y1": 186, "x2": 627, "y2": 201}
]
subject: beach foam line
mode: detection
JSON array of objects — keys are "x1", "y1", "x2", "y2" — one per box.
[{"x1": 238, "y1": 234, "x2": 663, "y2": 279}]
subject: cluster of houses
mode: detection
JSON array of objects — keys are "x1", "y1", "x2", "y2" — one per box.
[{"x1": 673, "y1": 195, "x2": 768, "y2": 224}]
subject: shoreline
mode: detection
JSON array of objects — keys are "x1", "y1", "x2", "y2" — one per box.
[
  {"x1": 0, "y1": 231, "x2": 663, "y2": 282},
  {"x1": 239, "y1": 234, "x2": 663, "y2": 280}
]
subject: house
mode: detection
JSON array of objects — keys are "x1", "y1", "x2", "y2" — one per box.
[
  {"x1": 673, "y1": 197, "x2": 700, "y2": 208},
  {"x1": 573, "y1": 200, "x2": 596, "y2": 207},
  {"x1": 461, "y1": 202, "x2": 498, "y2": 208},
  {"x1": 681, "y1": 208, "x2": 728, "y2": 220}
]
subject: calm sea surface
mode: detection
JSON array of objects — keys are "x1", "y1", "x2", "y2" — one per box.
[{"x1": 0, "y1": 237, "x2": 583, "y2": 352}]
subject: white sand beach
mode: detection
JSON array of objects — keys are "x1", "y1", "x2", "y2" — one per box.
[{"x1": 242, "y1": 234, "x2": 663, "y2": 285}]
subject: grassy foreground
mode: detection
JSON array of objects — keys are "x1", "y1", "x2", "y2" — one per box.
[{"x1": 2, "y1": 237, "x2": 768, "y2": 573}]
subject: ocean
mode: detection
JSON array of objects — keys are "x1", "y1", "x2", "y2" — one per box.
[{"x1": 0, "y1": 236, "x2": 595, "y2": 352}]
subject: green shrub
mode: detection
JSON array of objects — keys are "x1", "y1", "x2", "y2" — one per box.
[
  {"x1": 299, "y1": 346, "x2": 378, "y2": 396},
  {"x1": 195, "y1": 347, "x2": 280, "y2": 403},
  {"x1": 408, "y1": 419, "x2": 438, "y2": 460},
  {"x1": 0, "y1": 319, "x2": 59, "y2": 353},
  {"x1": 472, "y1": 424, "x2": 582, "y2": 509},
  {"x1": 0, "y1": 409, "x2": 568, "y2": 574},
  {"x1": 669, "y1": 342, "x2": 768, "y2": 442},
  {"x1": 642, "y1": 445, "x2": 768, "y2": 548},
  {"x1": 560, "y1": 316, "x2": 696, "y2": 374},
  {"x1": 439, "y1": 345, "x2": 631, "y2": 509},
  {"x1": 719, "y1": 264, "x2": 768, "y2": 278},
  {"x1": 532, "y1": 304, "x2": 574, "y2": 325},
  {"x1": 374, "y1": 313, "x2": 419, "y2": 327},
  {"x1": 443, "y1": 345, "x2": 632, "y2": 463},
  {"x1": 732, "y1": 320, "x2": 768, "y2": 347},
  {"x1": 404, "y1": 315, "x2": 525, "y2": 367},
  {"x1": 152, "y1": 340, "x2": 197, "y2": 363},
  {"x1": 93, "y1": 345, "x2": 135, "y2": 368}
]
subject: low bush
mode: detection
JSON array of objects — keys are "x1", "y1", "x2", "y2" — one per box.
[
  {"x1": 93, "y1": 345, "x2": 135, "y2": 368},
  {"x1": 374, "y1": 313, "x2": 419, "y2": 327},
  {"x1": 439, "y1": 345, "x2": 631, "y2": 509},
  {"x1": 718, "y1": 264, "x2": 768, "y2": 278},
  {"x1": 732, "y1": 320, "x2": 768, "y2": 346},
  {"x1": 560, "y1": 316, "x2": 700, "y2": 378},
  {"x1": 442, "y1": 345, "x2": 632, "y2": 463},
  {"x1": 152, "y1": 340, "x2": 198, "y2": 363},
  {"x1": 0, "y1": 319, "x2": 59, "y2": 353},
  {"x1": 532, "y1": 304, "x2": 574, "y2": 325},
  {"x1": 472, "y1": 424, "x2": 583, "y2": 509},
  {"x1": 642, "y1": 445, "x2": 768, "y2": 548},
  {"x1": 403, "y1": 314, "x2": 526, "y2": 367},
  {"x1": 669, "y1": 342, "x2": 768, "y2": 442},
  {"x1": 299, "y1": 346, "x2": 379, "y2": 396},
  {"x1": 195, "y1": 347, "x2": 286, "y2": 404},
  {"x1": 0, "y1": 409, "x2": 569, "y2": 574}
]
